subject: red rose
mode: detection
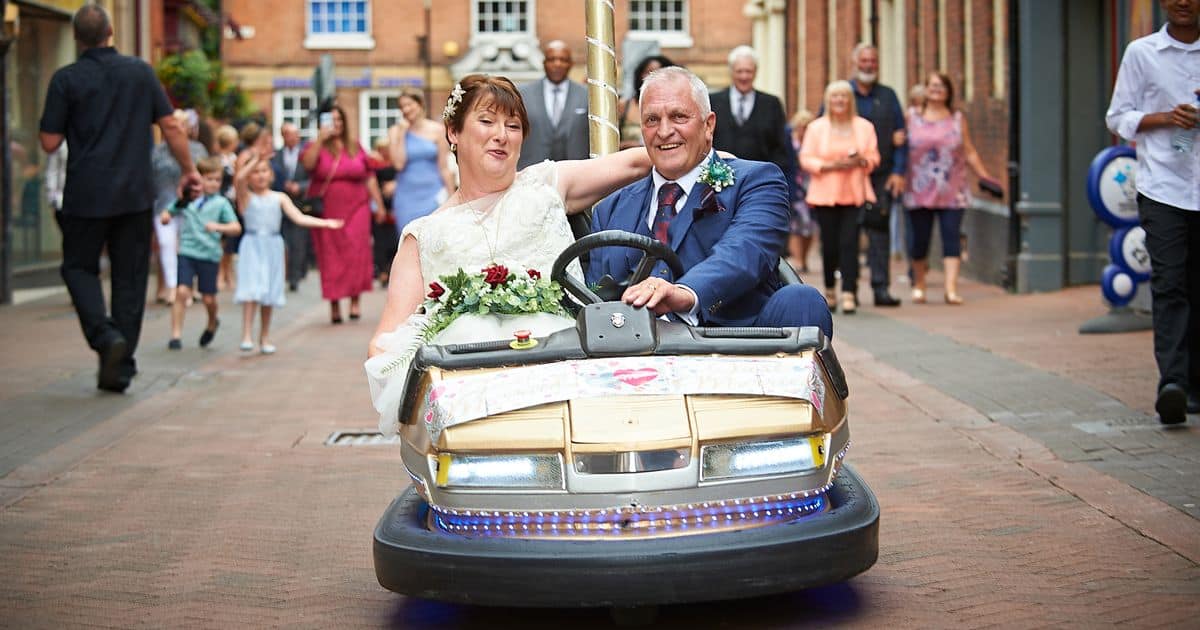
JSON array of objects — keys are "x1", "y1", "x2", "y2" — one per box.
[
  {"x1": 482, "y1": 264, "x2": 510, "y2": 287},
  {"x1": 527, "y1": 269, "x2": 542, "y2": 280},
  {"x1": 427, "y1": 282, "x2": 445, "y2": 299}
]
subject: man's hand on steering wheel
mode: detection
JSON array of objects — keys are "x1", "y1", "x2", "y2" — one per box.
[{"x1": 623, "y1": 277, "x2": 695, "y2": 316}]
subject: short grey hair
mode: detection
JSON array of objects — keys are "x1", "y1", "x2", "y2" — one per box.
[
  {"x1": 851, "y1": 42, "x2": 877, "y2": 62},
  {"x1": 727, "y1": 45, "x2": 759, "y2": 68},
  {"x1": 639, "y1": 66, "x2": 711, "y2": 117}
]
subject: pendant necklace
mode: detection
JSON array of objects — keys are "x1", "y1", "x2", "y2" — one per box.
[{"x1": 462, "y1": 192, "x2": 501, "y2": 263}]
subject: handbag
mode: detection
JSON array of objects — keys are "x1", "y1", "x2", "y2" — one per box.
[
  {"x1": 301, "y1": 153, "x2": 341, "y2": 217},
  {"x1": 858, "y1": 181, "x2": 890, "y2": 231}
]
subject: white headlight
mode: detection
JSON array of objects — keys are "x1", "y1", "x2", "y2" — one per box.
[
  {"x1": 434, "y1": 453, "x2": 564, "y2": 489},
  {"x1": 701, "y1": 436, "x2": 825, "y2": 481}
]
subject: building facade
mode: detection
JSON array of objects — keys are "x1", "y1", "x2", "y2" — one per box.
[
  {"x1": 221, "y1": 1, "x2": 757, "y2": 150},
  {"x1": 3, "y1": 1, "x2": 1173, "y2": 297}
]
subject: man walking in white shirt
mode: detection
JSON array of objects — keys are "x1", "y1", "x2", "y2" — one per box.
[{"x1": 1105, "y1": 0, "x2": 1200, "y2": 424}]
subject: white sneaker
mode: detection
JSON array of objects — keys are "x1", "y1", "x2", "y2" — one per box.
[
  {"x1": 260, "y1": 344, "x2": 277, "y2": 355},
  {"x1": 239, "y1": 341, "x2": 254, "y2": 352}
]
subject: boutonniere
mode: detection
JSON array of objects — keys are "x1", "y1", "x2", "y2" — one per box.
[{"x1": 697, "y1": 156, "x2": 735, "y2": 192}]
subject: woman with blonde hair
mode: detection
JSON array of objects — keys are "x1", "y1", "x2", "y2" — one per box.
[{"x1": 799, "y1": 80, "x2": 880, "y2": 314}]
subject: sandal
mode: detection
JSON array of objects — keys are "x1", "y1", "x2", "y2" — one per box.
[
  {"x1": 911, "y1": 288, "x2": 927, "y2": 304},
  {"x1": 824, "y1": 290, "x2": 837, "y2": 310},
  {"x1": 944, "y1": 292, "x2": 964, "y2": 305},
  {"x1": 841, "y1": 292, "x2": 857, "y2": 314}
]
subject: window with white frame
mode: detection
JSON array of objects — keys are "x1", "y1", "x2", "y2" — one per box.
[
  {"x1": 359, "y1": 91, "x2": 401, "y2": 151},
  {"x1": 273, "y1": 90, "x2": 319, "y2": 148},
  {"x1": 627, "y1": 1, "x2": 692, "y2": 48},
  {"x1": 305, "y1": 0, "x2": 375, "y2": 50},
  {"x1": 473, "y1": 1, "x2": 533, "y2": 37}
]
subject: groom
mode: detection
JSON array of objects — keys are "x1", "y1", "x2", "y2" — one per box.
[{"x1": 588, "y1": 66, "x2": 833, "y2": 339}]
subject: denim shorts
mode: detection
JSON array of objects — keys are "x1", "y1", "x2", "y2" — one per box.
[{"x1": 178, "y1": 255, "x2": 219, "y2": 295}]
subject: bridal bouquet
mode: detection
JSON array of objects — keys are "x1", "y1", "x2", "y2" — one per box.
[{"x1": 423, "y1": 264, "x2": 567, "y2": 338}]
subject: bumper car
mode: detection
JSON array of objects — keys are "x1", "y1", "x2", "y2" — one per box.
[{"x1": 373, "y1": 231, "x2": 879, "y2": 609}]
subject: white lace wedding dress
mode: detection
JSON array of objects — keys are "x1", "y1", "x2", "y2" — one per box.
[{"x1": 365, "y1": 161, "x2": 582, "y2": 434}]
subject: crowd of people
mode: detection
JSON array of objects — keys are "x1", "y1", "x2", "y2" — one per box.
[{"x1": 43, "y1": 3, "x2": 1018, "y2": 399}]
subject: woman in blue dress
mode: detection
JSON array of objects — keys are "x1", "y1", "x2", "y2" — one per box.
[{"x1": 388, "y1": 88, "x2": 455, "y2": 233}]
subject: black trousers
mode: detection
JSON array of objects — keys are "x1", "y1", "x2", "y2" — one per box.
[
  {"x1": 814, "y1": 205, "x2": 860, "y2": 294},
  {"x1": 865, "y1": 175, "x2": 892, "y2": 292},
  {"x1": 281, "y1": 215, "x2": 310, "y2": 285},
  {"x1": 59, "y1": 209, "x2": 152, "y2": 378},
  {"x1": 1137, "y1": 194, "x2": 1200, "y2": 395}
]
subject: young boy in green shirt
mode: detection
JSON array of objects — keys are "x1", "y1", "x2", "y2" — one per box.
[{"x1": 162, "y1": 156, "x2": 241, "y2": 349}]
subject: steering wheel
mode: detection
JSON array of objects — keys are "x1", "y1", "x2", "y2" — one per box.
[{"x1": 551, "y1": 230, "x2": 686, "y2": 305}]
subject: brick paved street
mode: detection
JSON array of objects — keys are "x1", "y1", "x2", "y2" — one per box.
[{"x1": 1, "y1": 268, "x2": 1197, "y2": 628}]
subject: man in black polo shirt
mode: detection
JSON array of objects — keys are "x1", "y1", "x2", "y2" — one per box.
[{"x1": 39, "y1": 4, "x2": 201, "y2": 393}]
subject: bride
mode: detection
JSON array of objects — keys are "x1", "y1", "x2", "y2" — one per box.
[{"x1": 366, "y1": 74, "x2": 652, "y2": 431}]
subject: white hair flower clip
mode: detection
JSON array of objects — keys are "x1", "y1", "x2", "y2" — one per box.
[{"x1": 442, "y1": 83, "x2": 466, "y2": 121}]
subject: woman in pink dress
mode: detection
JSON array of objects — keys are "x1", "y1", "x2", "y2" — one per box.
[
  {"x1": 301, "y1": 105, "x2": 387, "y2": 323},
  {"x1": 903, "y1": 72, "x2": 998, "y2": 305}
]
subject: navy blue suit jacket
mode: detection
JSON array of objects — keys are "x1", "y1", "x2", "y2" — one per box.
[{"x1": 587, "y1": 156, "x2": 790, "y2": 326}]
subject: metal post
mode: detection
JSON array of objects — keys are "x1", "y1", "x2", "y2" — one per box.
[
  {"x1": 583, "y1": 0, "x2": 619, "y2": 158},
  {"x1": 422, "y1": 0, "x2": 432, "y2": 108},
  {"x1": 1, "y1": 0, "x2": 12, "y2": 304},
  {"x1": 1003, "y1": 0, "x2": 1020, "y2": 291}
]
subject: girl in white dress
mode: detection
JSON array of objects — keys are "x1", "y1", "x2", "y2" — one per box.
[
  {"x1": 234, "y1": 155, "x2": 343, "y2": 354},
  {"x1": 367, "y1": 74, "x2": 653, "y2": 431}
]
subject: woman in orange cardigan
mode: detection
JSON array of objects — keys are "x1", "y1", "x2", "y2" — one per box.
[{"x1": 800, "y1": 81, "x2": 880, "y2": 314}]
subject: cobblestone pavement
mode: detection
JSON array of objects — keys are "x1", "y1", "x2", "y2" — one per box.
[{"x1": 0, "y1": 267, "x2": 1197, "y2": 628}]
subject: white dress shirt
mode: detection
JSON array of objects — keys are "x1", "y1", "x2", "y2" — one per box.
[
  {"x1": 1105, "y1": 24, "x2": 1200, "y2": 211},
  {"x1": 544, "y1": 79, "x2": 567, "y2": 126},
  {"x1": 734, "y1": 89, "x2": 756, "y2": 125},
  {"x1": 646, "y1": 150, "x2": 717, "y2": 323},
  {"x1": 281, "y1": 145, "x2": 300, "y2": 179}
]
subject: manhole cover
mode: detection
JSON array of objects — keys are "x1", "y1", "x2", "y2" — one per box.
[
  {"x1": 325, "y1": 430, "x2": 403, "y2": 446},
  {"x1": 1072, "y1": 416, "x2": 1157, "y2": 435}
]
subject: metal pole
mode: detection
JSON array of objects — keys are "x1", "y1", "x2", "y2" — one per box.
[
  {"x1": 1, "y1": 0, "x2": 13, "y2": 304},
  {"x1": 1004, "y1": 0, "x2": 1020, "y2": 292},
  {"x1": 583, "y1": 0, "x2": 619, "y2": 158},
  {"x1": 422, "y1": 0, "x2": 432, "y2": 108}
]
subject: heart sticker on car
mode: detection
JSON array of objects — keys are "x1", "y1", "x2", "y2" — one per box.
[{"x1": 613, "y1": 368, "x2": 659, "y2": 387}]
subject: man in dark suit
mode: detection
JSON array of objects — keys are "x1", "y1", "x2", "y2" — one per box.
[
  {"x1": 587, "y1": 67, "x2": 832, "y2": 340},
  {"x1": 270, "y1": 123, "x2": 311, "y2": 291},
  {"x1": 516, "y1": 40, "x2": 590, "y2": 170},
  {"x1": 710, "y1": 45, "x2": 792, "y2": 184}
]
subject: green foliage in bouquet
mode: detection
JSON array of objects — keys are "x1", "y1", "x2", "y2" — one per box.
[{"x1": 423, "y1": 265, "x2": 567, "y2": 338}]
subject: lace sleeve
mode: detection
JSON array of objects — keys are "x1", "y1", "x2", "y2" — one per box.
[{"x1": 516, "y1": 159, "x2": 560, "y2": 191}]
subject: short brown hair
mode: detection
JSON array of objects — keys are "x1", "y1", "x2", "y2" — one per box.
[
  {"x1": 197, "y1": 156, "x2": 224, "y2": 175},
  {"x1": 239, "y1": 122, "x2": 264, "y2": 147},
  {"x1": 443, "y1": 74, "x2": 530, "y2": 148}
]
